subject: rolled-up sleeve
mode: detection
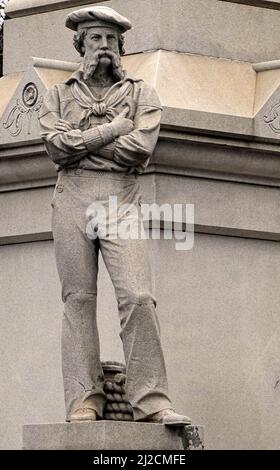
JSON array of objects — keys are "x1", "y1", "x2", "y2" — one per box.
[
  {"x1": 39, "y1": 86, "x2": 115, "y2": 167},
  {"x1": 113, "y1": 83, "x2": 162, "y2": 170}
]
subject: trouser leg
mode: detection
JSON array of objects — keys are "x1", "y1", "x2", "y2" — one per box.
[
  {"x1": 118, "y1": 300, "x2": 172, "y2": 420},
  {"x1": 99, "y1": 180, "x2": 172, "y2": 420},
  {"x1": 51, "y1": 176, "x2": 106, "y2": 420},
  {"x1": 61, "y1": 291, "x2": 105, "y2": 420}
]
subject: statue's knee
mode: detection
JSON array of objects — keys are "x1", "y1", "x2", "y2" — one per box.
[
  {"x1": 138, "y1": 293, "x2": 157, "y2": 307},
  {"x1": 63, "y1": 290, "x2": 97, "y2": 304},
  {"x1": 118, "y1": 291, "x2": 157, "y2": 307}
]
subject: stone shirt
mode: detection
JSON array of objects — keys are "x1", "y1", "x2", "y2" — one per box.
[{"x1": 39, "y1": 70, "x2": 162, "y2": 174}]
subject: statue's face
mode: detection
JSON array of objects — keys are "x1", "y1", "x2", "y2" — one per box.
[{"x1": 83, "y1": 26, "x2": 120, "y2": 66}]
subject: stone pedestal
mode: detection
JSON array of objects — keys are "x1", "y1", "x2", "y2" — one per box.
[{"x1": 22, "y1": 422, "x2": 204, "y2": 450}]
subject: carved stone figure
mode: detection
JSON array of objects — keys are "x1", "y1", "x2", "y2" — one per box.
[{"x1": 39, "y1": 5, "x2": 191, "y2": 427}]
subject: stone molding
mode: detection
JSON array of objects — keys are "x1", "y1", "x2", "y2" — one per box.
[
  {"x1": 1, "y1": 137, "x2": 280, "y2": 246},
  {"x1": 2, "y1": 129, "x2": 280, "y2": 191},
  {"x1": 3, "y1": 53, "x2": 280, "y2": 148},
  {"x1": 6, "y1": 0, "x2": 280, "y2": 18},
  {"x1": 1, "y1": 55, "x2": 280, "y2": 245},
  {"x1": 253, "y1": 59, "x2": 280, "y2": 72},
  {"x1": 7, "y1": 0, "x2": 280, "y2": 17},
  {"x1": 31, "y1": 56, "x2": 79, "y2": 72},
  {"x1": 6, "y1": 0, "x2": 104, "y2": 18},
  {"x1": 1, "y1": 54, "x2": 280, "y2": 190},
  {"x1": 221, "y1": 0, "x2": 280, "y2": 9}
]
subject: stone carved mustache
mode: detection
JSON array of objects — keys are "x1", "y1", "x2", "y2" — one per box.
[{"x1": 83, "y1": 50, "x2": 124, "y2": 81}]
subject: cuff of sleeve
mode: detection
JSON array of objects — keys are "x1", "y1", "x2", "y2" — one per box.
[
  {"x1": 82, "y1": 124, "x2": 115, "y2": 151},
  {"x1": 82, "y1": 127, "x2": 104, "y2": 152}
]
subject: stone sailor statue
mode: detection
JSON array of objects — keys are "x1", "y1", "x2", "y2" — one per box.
[{"x1": 39, "y1": 5, "x2": 191, "y2": 426}]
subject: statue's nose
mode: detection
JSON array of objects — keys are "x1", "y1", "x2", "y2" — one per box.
[{"x1": 100, "y1": 37, "x2": 109, "y2": 49}]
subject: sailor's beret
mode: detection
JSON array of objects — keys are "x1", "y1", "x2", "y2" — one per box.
[{"x1": 65, "y1": 6, "x2": 132, "y2": 33}]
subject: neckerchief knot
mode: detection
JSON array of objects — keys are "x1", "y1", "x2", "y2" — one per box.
[{"x1": 70, "y1": 78, "x2": 133, "y2": 130}]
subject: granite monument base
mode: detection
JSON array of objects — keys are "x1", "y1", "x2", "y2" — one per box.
[{"x1": 22, "y1": 421, "x2": 204, "y2": 450}]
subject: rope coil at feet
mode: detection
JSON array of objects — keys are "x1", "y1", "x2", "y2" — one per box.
[{"x1": 103, "y1": 373, "x2": 133, "y2": 421}]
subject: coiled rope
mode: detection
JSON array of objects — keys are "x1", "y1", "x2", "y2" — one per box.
[{"x1": 103, "y1": 372, "x2": 133, "y2": 421}]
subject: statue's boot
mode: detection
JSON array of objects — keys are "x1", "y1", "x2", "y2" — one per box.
[
  {"x1": 70, "y1": 405, "x2": 97, "y2": 422},
  {"x1": 146, "y1": 408, "x2": 192, "y2": 427}
]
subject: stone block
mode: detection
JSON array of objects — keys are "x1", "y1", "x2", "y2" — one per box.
[
  {"x1": 22, "y1": 421, "x2": 204, "y2": 450},
  {"x1": 5, "y1": 0, "x2": 280, "y2": 75},
  {"x1": 3, "y1": 0, "x2": 161, "y2": 75}
]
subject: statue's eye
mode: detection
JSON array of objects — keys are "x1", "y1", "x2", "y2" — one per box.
[{"x1": 90, "y1": 35, "x2": 100, "y2": 41}]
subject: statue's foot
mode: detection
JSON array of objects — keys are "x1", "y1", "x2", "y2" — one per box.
[
  {"x1": 70, "y1": 407, "x2": 97, "y2": 422},
  {"x1": 146, "y1": 408, "x2": 192, "y2": 427}
]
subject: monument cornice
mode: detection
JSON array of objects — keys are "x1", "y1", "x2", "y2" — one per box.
[
  {"x1": 221, "y1": 0, "x2": 280, "y2": 10},
  {"x1": 7, "y1": 0, "x2": 280, "y2": 18},
  {"x1": 1, "y1": 131, "x2": 280, "y2": 246},
  {"x1": 5, "y1": 0, "x2": 106, "y2": 18},
  {"x1": 3, "y1": 53, "x2": 280, "y2": 149},
  {"x1": 1, "y1": 126, "x2": 280, "y2": 192}
]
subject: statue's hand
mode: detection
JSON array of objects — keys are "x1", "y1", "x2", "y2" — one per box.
[
  {"x1": 111, "y1": 108, "x2": 134, "y2": 137},
  {"x1": 54, "y1": 119, "x2": 74, "y2": 132}
]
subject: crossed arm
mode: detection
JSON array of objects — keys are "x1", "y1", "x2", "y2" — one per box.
[{"x1": 39, "y1": 83, "x2": 162, "y2": 170}]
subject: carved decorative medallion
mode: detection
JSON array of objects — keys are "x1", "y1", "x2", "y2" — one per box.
[
  {"x1": 22, "y1": 83, "x2": 39, "y2": 107},
  {"x1": 3, "y1": 82, "x2": 43, "y2": 137},
  {"x1": 264, "y1": 101, "x2": 280, "y2": 134}
]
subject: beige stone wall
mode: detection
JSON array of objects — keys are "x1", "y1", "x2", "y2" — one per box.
[
  {"x1": 2, "y1": 232, "x2": 280, "y2": 449},
  {"x1": 5, "y1": 0, "x2": 280, "y2": 75},
  {"x1": 155, "y1": 234, "x2": 280, "y2": 450}
]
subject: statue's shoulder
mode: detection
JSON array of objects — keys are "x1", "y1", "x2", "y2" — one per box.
[
  {"x1": 43, "y1": 81, "x2": 72, "y2": 102},
  {"x1": 124, "y1": 73, "x2": 161, "y2": 108},
  {"x1": 133, "y1": 79, "x2": 162, "y2": 108}
]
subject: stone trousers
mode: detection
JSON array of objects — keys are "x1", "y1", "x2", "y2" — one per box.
[{"x1": 51, "y1": 168, "x2": 172, "y2": 421}]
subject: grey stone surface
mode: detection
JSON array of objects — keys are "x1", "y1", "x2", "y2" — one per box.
[
  {"x1": 5, "y1": 0, "x2": 280, "y2": 75},
  {"x1": 2, "y1": 234, "x2": 280, "y2": 449},
  {"x1": 1, "y1": 171, "x2": 280, "y2": 247},
  {"x1": 3, "y1": 0, "x2": 161, "y2": 75},
  {"x1": 0, "y1": 241, "x2": 65, "y2": 450},
  {"x1": 6, "y1": 0, "x2": 102, "y2": 17},
  {"x1": 8, "y1": 0, "x2": 280, "y2": 17},
  {"x1": 22, "y1": 421, "x2": 204, "y2": 450},
  {"x1": 153, "y1": 174, "x2": 280, "y2": 240},
  {"x1": 154, "y1": 134, "x2": 280, "y2": 186},
  {"x1": 0, "y1": 186, "x2": 53, "y2": 244},
  {"x1": 153, "y1": 234, "x2": 280, "y2": 450},
  {"x1": 161, "y1": 108, "x2": 254, "y2": 140},
  {"x1": 0, "y1": 144, "x2": 56, "y2": 190}
]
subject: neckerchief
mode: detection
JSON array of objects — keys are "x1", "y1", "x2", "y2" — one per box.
[{"x1": 70, "y1": 77, "x2": 134, "y2": 129}]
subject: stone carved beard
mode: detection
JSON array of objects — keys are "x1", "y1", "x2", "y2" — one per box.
[{"x1": 83, "y1": 49, "x2": 125, "y2": 82}]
